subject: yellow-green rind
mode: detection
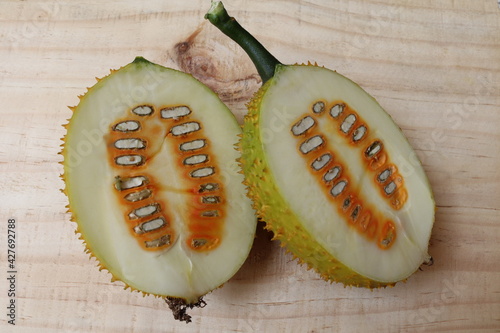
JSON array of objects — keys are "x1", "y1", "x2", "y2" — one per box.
[{"x1": 240, "y1": 67, "x2": 398, "y2": 288}]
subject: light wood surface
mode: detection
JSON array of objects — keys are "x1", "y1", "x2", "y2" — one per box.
[{"x1": 1, "y1": 0, "x2": 499, "y2": 332}]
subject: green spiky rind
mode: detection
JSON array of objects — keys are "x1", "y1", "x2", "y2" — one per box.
[
  {"x1": 240, "y1": 68, "x2": 395, "y2": 289},
  {"x1": 132, "y1": 56, "x2": 153, "y2": 65}
]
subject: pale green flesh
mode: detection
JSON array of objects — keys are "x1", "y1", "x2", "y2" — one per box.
[
  {"x1": 257, "y1": 65, "x2": 434, "y2": 283},
  {"x1": 64, "y1": 58, "x2": 256, "y2": 303}
]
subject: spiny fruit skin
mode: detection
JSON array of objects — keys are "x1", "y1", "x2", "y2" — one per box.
[
  {"x1": 241, "y1": 68, "x2": 396, "y2": 288},
  {"x1": 61, "y1": 57, "x2": 256, "y2": 313}
]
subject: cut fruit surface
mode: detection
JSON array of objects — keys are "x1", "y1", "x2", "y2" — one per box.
[
  {"x1": 62, "y1": 57, "x2": 256, "y2": 305},
  {"x1": 206, "y1": 1, "x2": 435, "y2": 287},
  {"x1": 243, "y1": 65, "x2": 434, "y2": 285}
]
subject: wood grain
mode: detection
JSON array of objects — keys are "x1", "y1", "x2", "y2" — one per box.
[{"x1": 0, "y1": 0, "x2": 499, "y2": 332}]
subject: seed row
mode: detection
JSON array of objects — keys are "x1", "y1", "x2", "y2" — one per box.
[
  {"x1": 306, "y1": 100, "x2": 408, "y2": 210},
  {"x1": 162, "y1": 105, "x2": 225, "y2": 252},
  {"x1": 111, "y1": 105, "x2": 176, "y2": 251},
  {"x1": 290, "y1": 100, "x2": 400, "y2": 249}
]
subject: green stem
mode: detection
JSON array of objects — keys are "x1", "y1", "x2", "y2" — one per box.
[{"x1": 205, "y1": 1, "x2": 282, "y2": 84}]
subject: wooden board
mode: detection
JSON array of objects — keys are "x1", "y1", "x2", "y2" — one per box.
[{"x1": 0, "y1": 0, "x2": 499, "y2": 331}]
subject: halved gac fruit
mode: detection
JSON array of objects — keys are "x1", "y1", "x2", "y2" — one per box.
[
  {"x1": 62, "y1": 57, "x2": 256, "y2": 321},
  {"x1": 206, "y1": 1, "x2": 434, "y2": 287}
]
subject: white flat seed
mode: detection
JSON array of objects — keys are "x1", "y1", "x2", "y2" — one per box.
[
  {"x1": 134, "y1": 217, "x2": 166, "y2": 234},
  {"x1": 190, "y1": 167, "x2": 215, "y2": 178},
  {"x1": 324, "y1": 166, "x2": 341, "y2": 182},
  {"x1": 115, "y1": 155, "x2": 144, "y2": 166},
  {"x1": 132, "y1": 105, "x2": 154, "y2": 116},
  {"x1": 340, "y1": 114, "x2": 357, "y2": 134},
  {"x1": 145, "y1": 234, "x2": 171, "y2": 248},
  {"x1": 202, "y1": 196, "x2": 220, "y2": 204},
  {"x1": 384, "y1": 181, "x2": 397, "y2": 195},
  {"x1": 115, "y1": 176, "x2": 148, "y2": 191},
  {"x1": 171, "y1": 122, "x2": 200, "y2": 136},
  {"x1": 300, "y1": 135, "x2": 324, "y2": 154},
  {"x1": 113, "y1": 120, "x2": 140, "y2": 132},
  {"x1": 378, "y1": 168, "x2": 392, "y2": 183},
  {"x1": 199, "y1": 183, "x2": 219, "y2": 192},
  {"x1": 180, "y1": 139, "x2": 206, "y2": 151},
  {"x1": 184, "y1": 154, "x2": 208, "y2": 165},
  {"x1": 312, "y1": 101, "x2": 325, "y2": 114},
  {"x1": 330, "y1": 104, "x2": 344, "y2": 118},
  {"x1": 352, "y1": 125, "x2": 367, "y2": 142},
  {"x1": 161, "y1": 106, "x2": 191, "y2": 119},
  {"x1": 114, "y1": 138, "x2": 146, "y2": 150},
  {"x1": 365, "y1": 141, "x2": 383, "y2": 157},
  {"x1": 140, "y1": 218, "x2": 165, "y2": 233},
  {"x1": 129, "y1": 204, "x2": 159, "y2": 219},
  {"x1": 291, "y1": 116, "x2": 315, "y2": 136},
  {"x1": 312, "y1": 153, "x2": 332, "y2": 171},
  {"x1": 124, "y1": 189, "x2": 152, "y2": 202},
  {"x1": 331, "y1": 180, "x2": 347, "y2": 197}
]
